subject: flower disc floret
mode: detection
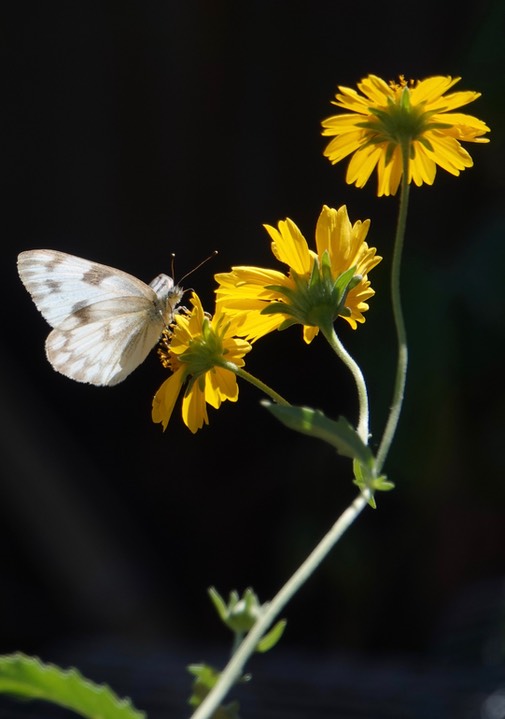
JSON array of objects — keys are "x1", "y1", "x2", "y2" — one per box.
[
  {"x1": 322, "y1": 74, "x2": 490, "y2": 196},
  {"x1": 215, "y1": 205, "x2": 381, "y2": 343}
]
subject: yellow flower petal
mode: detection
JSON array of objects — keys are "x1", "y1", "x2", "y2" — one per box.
[
  {"x1": 411, "y1": 145, "x2": 437, "y2": 186},
  {"x1": 433, "y1": 112, "x2": 490, "y2": 141},
  {"x1": 207, "y1": 366, "x2": 239, "y2": 405},
  {"x1": 215, "y1": 266, "x2": 289, "y2": 300},
  {"x1": 410, "y1": 76, "x2": 460, "y2": 104},
  {"x1": 264, "y1": 219, "x2": 313, "y2": 274},
  {"x1": 426, "y1": 133, "x2": 473, "y2": 174},
  {"x1": 152, "y1": 366, "x2": 186, "y2": 430},
  {"x1": 232, "y1": 311, "x2": 285, "y2": 342},
  {"x1": 346, "y1": 145, "x2": 383, "y2": 188},
  {"x1": 376, "y1": 147, "x2": 403, "y2": 196},
  {"x1": 356, "y1": 74, "x2": 394, "y2": 104},
  {"x1": 322, "y1": 130, "x2": 365, "y2": 164},
  {"x1": 182, "y1": 382, "x2": 209, "y2": 434},
  {"x1": 303, "y1": 325, "x2": 320, "y2": 344}
]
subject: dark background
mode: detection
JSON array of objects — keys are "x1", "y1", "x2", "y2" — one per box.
[{"x1": 3, "y1": 1, "x2": 505, "y2": 716}]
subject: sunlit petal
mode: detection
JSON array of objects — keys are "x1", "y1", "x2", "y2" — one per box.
[
  {"x1": 152, "y1": 367, "x2": 186, "y2": 430},
  {"x1": 182, "y1": 382, "x2": 209, "y2": 434}
]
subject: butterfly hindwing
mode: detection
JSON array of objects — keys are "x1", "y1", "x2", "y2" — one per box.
[{"x1": 46, "y1": 299, "x2": 165, "y2": 386}]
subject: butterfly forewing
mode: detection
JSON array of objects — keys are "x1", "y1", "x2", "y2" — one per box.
[
  {"x1": 18, "y1": 250, "x2": 159, "y2": 327},
  {"x1": 17, "y1": 249, "x2": 183, "y2": 386}
]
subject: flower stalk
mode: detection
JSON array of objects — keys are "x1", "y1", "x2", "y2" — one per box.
[
  {"x1": 220, "y1": 361, "x2": 291, "y2": 407},
  {"x1": 190, "y1": 487, "x2": 372, "y2": 719},
  {"x1": 376, "y1": 140, "x2": 410, "y2": 471},
  {"x1": 320, "y1": 322, "x2": 370, "y2": 444}
]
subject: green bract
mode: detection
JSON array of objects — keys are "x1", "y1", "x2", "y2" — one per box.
[{"x1": 262, "y1": 253, "x2": 361, "y2": 332}]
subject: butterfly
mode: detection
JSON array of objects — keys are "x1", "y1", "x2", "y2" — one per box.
[{"x1": 17, "y1": 249, "x2": 185, "y2": 386}]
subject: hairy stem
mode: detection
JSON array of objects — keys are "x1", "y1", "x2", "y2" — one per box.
[
  {"x1": 321, "y1": 323, "x2": 370, "y2": 444},
  {"x1": 190, "y1": 488, "x2": 371, "y2": 719},
  {"x1": 221, "y1": 361, "x2": 291, "y2": 407},
  {"x1": 376, "y1": 141, "x2": 410, "y2": 472}
]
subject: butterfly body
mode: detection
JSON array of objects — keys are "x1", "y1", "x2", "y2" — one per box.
[{"x1": 17, "y1": 249, "x2": 184, "y2": 386}]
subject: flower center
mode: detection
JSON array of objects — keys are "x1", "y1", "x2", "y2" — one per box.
[
  {"x1": 359, "y1": 86, "x2": 434, "y2": 147},
  {"x1": 179, "y1": 318, "x2": 225, "y2": 375}
]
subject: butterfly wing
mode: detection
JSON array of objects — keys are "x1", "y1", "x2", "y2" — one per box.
[
  {"x1": 46, "y1": 297, "x2": 166, "y2": 385},
  {"x1": 18, "y1": 249, "x2": 170, "y2": 386},
  {"x1": 17, "y1": 249, "x2": 156, "y2": 327}
]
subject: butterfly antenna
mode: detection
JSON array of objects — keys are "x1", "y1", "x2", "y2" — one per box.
[{"x1": 177, "y1": 250, "x2": 218, "y2": 285}]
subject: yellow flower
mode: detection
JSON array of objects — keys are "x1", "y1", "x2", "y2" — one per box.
[
  {"x1": 215, "y1": 205, "x2": 381, "y2": 343},
  {"x1": 152, "y1": 293, "x2": 252, "y2": 432},
  {"x1": 322, "y1": 74, "x2": 490, "y2": 196}
]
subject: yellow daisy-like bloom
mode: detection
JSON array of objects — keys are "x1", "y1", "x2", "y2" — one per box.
[
  {"x1": 322, "y1": 74, "x2": 490, "y2": 196},
  {"x1": 152, "y1": 293, "x2": 252, "y2": 433},
  {"x1": 215, "y1": 205, "x2": 381, "y2": 344}
]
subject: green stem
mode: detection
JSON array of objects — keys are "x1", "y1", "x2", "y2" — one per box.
[
  {"x1": 321, "y1": 323, "x2": 369, "y2": 444},
  {"x1": 375, "y1": 141, "x2": 410, "y2": 472},
  {"x1": 189, "y1": 488, "x2": 371, "y2": 719},
  {"x1": 231, "y1": 631, "x2": 244, "y2": 657},
  {"x1": 220, "y1": 361, "x2": 291, "y2": 406}
]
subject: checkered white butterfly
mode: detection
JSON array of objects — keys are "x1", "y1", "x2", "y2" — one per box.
[{"x1": 17, "y1": 249, "x2": 185, "y2": 386}]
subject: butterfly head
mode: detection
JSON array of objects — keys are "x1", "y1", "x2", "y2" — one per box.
[
  {"x1": 151, "y1": 251, "x2": 217, "y2": 325},
  {"x1": 150, "y1": 273, "x2": 185, "y2": 323}
]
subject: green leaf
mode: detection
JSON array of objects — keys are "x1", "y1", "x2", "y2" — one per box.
[
  {"x1": 353, "y1": 459, "x2": 394, "y2": 506},
  {"x1": 0, "y1": 653, "x2": 145, "y2": 719},
  {"x1": 187, "y1": 663, "x2": 221, "y2": 705},
  {"x1": 255, "y1": 620, "x2": 287, "y2": 653},
  {"x1": 262, "y1": 402, "x2": 374, "y2": 469},
  {"x1": 187, "y1": 664, "x2": 242, "y2": 718},
  {"x1": 352, "y1": 458, "x2": 376, "y2": 507}
]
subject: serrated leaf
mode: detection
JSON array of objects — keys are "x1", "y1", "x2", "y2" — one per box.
[
  {"x1": 262, "y1": 402, "x2": 374, "y2": 469},
  {"x1": 0, "y1": 653, "x2": 145, "y2": 719}
]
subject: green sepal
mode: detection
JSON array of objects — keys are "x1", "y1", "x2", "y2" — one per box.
[
  {"x1": 331, "y1": 265, "x2": 359, "y2": 304},
  {"x1": 261, "y1": 401, "x2": 374, "y2": 469},
  {"x1": 208, "y1": 587, "x2": 261, "y2": 634},
  {"x1": 399, "y1": 85, "x2": 411, "y2": 111},
  {"x1": 260, "y1": 259, "x2": 362, "y2": 335},
  {"x1": 384, "y1": 141, "x2": 396, "y2": 166},
  {"x1": 353, "y1": 459, "x2": 376, "y2": 508},
  {"x1": 0, "y1": 653, "x2": 144, "y2": 719},
  {"x1": 208, "y1": 586, "x2": 230, "y2": 623},
  {"x1": 353, "y1": 458, "x2": 394, "y2": 507},
  {"x1": 255, "y1": 620, "x2": 287, "y2": 653},
  {"x1": 277, "y1": 317, "x2": 298, "y2": 331},
  {"x1": 208, "y1": 588, "x2": 286, "y2": 654},
  {"x1": 261, "y1": 300, "x2": 295, "y2": 316},
  {"x1": 417, "y1": 134, "x2": 434, "y2": 152},
  {"x1": 376, "y1": 477, "x2": 395, "y2": 491}
]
